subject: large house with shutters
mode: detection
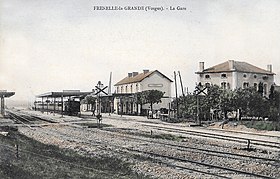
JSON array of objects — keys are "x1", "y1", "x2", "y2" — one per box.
[
  {"x1": 196, "y1": 60, "x2": 275, "y2": 96},
  {"x1": 114, "y1": 70, "x2": 173, "y2": 115}
]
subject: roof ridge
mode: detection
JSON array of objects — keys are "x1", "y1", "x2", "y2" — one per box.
[
  {"x1": 200, "y1": 60, "x2": 274, "y2": 75},
  {"x1": 115, "y1": 70, "x2": 172, "y2": 86}
]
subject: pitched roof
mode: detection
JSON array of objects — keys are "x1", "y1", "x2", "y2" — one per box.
[
  {"x1": 199, "y1": 60, "x2": 274, "y2": 75},
  {"x1": 115, "y1": 70, "x2": 173, "y2": 86}
]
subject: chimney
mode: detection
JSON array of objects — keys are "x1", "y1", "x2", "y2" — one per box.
[
  {"x1": 229, "y1": 60, "x2": 234, "y2": 70},
  {"x1": 132, "y1": 72, "x2": 139, "y2": 77},
  {"x1": 143, "y1": 69, "x2": 149, "y2": 74},
  {"x1": 199, "y1": 62, "x2": 204, "y2": 72},
  {"x1": 267, "y1": 64, "x2": 272, "y2": 72},
  {"x1": 128, "y1": 73, "x2": 132, "y2": 77}
]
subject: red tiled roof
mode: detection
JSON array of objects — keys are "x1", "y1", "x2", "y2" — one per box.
[
  {"x1": 199, "y1": 60, "x2": 274, "y2": 75},
  {"x1": 115, "y1": 70, "x2": 172, "y2": 86}
]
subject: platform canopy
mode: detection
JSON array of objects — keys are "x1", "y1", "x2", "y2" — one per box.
[
  {"x1": 0, "y1": 90, "x2": 15, "y2": 98},
  {"x1": 37, "y1": 90, "x2": 93, "y2": 98}
]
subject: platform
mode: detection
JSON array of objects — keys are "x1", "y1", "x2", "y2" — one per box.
[{"x1": 0, "y1": 90, "x2": 15, "y2": 116}]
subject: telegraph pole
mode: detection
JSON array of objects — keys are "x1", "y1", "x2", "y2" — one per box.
[
  {"x1": 174, "y1": 71, "x2": 179, "y2": 120},
  {"x1": 178, "y1": 71, "x2": 185, "y2": 97}
]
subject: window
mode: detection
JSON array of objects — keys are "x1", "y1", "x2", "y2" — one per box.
[
  {"x1": 130, "y1": 85, "x2": 133, "y2": 93},
  {"x1": 205, "y1": 83, "x2": 210, "y2": 88},
  {"x1": 117, "y1": 87, "x2": 119, "y2": 93},
  {"x1": 221, "y1": 82, "x2": 227, "y2": 89},
  {"x1": 254, "y1": 74, "x2": 257, "y2": 79},
  {"x1": 221, "y1": 73, "x2": 227, "y2": 78},
  {"x1": 264, "y1": 84, "x2": 267, "y2": 95},
  {"x1": 254, "y1": 83, "x2": 258, "y2": 90},
  {"x1": 125, "y1": 86, "x2": 128, "y2": 93},
  {"x1": 136, "y1": 84, "x2": 139, "y2": 92},
  {"x1": 243, "y1": 74, "x2": 247, "y2": 78},
  {"x1": 243, "y1": 82, "x2": 249, "y2": 88},
  {"x1": 205, "y1": 74, "x2": 210, "y2": 79},
  {"x1": 263, "y1": 75, "x2": 268, "y2": 80},
  {"x1": 121, "y1": 86, "x2": 123, "y2": 93},
  {"x1": 227, "y1": 83, "x2": 230, "y2": 89}
]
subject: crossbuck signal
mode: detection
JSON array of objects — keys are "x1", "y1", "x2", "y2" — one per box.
[
  {"x1": 194, "y1": 83, "x2": 208, "y2": 96},
  {"x1": 95, "y1": 85, "x2": 108, "y2": 95}
]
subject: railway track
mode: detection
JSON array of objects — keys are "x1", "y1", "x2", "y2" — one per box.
[
  {"x1": 103, "y1": 115, "x2": 280, "y2": 147},
  {"x1": 32, "y1": 126, "x2": 279, "y2": 179},
  {"x1": 203, "y1": 126, "x2": 280, "y2": 139},
  {"x1": 5, "y1": 111, "x2": 280, "y2": 178},
  {"x1": 142, "y1": 124, "x2": 280, "y2": 150},
  {"x1": 101, "y1": 128, "x2": 280, "y2": 164},
  {"x1": 6, "y1": 110, "x2": 57, "y2": 126}
]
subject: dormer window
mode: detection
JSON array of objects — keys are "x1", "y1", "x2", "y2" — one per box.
[
  {"x1": 221, "y1": 73, "x2": 227, "y2": 78},
  {"x1": 205, "y1": 74, "x2": 210, "y2": 79}
]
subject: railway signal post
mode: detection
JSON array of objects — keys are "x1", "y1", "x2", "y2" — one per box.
[{"x1": 95, "y1": 81, "x2": 108, "y2": 128}]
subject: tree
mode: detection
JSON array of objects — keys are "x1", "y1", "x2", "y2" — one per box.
[
  {"x1": 140, "y1": 90, "x2": 164, "y2": 118},
  {"x1": 82, "y1": 94, "x2": 97, "y2": 116},
  {"x1": 269, "y1": 85, "x2": 280, "y2": 121},
  {"x1": 177, "y1": 94, "x2": 196, "y2": 119},
  {"x1": 134, "y1": 92, "x2": 146, "y2": 115}
]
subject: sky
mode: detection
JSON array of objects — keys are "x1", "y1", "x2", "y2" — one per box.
[{"x1": 1, "y1": 0, "x2": 280, "y2": 103}]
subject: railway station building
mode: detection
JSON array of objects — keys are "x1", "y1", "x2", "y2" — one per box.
[
  {"x1": 196, "y1": 60, "x2": 275, "y2": 97},
  {"x1": 114, "y1": 70, "x2": 173, "y2": 116}
]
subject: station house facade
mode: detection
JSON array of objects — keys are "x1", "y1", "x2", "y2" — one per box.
[
  {"x1": 113, "y1": 70, "x2": 173, "y2": 115},
  {"x1": 196, "y1": 60, "x2": 275, "y2": 97}
]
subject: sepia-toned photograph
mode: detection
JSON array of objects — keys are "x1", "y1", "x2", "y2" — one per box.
[{"x1": 0, "y1": 0, "x2": 280, "y2": 178}]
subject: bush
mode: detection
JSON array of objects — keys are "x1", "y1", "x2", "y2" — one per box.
[{"x1": 241, "y1": 121, "x2": 280, "y2": 131}]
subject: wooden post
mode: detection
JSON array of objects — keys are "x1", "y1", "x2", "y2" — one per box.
[
  {"x1": 46, "y1": 97, "x2": 49, "y2": 114},
  {"x1": 247, "y1": 139, "x2": 251, "y2": 150},
  {"x1": 0, "y1": 96, "x2": 4, "y2": 115},
  {"x1": 174, "y1": 71, "x2": 179, "y2": 120},
  {"x1": 61, "y1": 94, "x2": 64, "y2": 117},
  {"x1": 53, "y1": 97, "x2": 56, "y2": 116},
  {"x1": 178, "y1": 71, "x2": 185, "y2": 97},
  {"x1": 197, "y1": 95, "x2": 200, "y2": 125},
  {"x1": 42, "y1": 97, "x2": 44, "y2": 112}
]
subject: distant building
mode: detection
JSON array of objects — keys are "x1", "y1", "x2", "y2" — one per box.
[
  {"x1": 196, "y1": 60, "x2": 275, "y2": 96},
  {"x1": 114, "y1": 70, "x2": 173, "y2": 115}
]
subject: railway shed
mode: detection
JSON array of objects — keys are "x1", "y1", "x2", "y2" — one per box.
[
  {"x1": 35, "y1": 90, "x2": 92, "y2": 116},
  {"x1": 0, "y1": 90, "x2": 15, "y2": 117}
]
